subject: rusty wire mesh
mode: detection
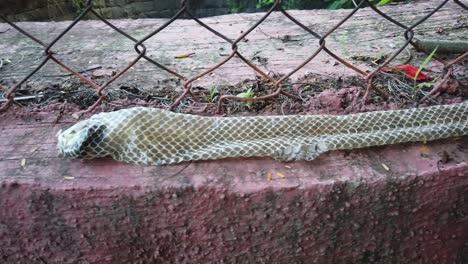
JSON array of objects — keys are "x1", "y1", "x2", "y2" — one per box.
[{"x1": 0, "y1": 0, "x2": 467, "y2": 114}]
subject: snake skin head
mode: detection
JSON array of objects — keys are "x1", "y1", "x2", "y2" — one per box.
[{"x1": 57, "y1": 119, "x2": 107, "y2": 159}]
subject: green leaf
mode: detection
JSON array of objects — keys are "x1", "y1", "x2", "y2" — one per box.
[
  {"x1": 256, "y1": 0, "x2": 275, "y2": 9},
  {"x1": 237, "y1": 88, "x2": 254, "y2": 99},
  {"x1": 376, "y1": 0, "x2": 392, "y2": 6},
  {"x1": 414, "y1": 46, "x2": 438, "y2": 81},
  {"x1": 327, "y1": 0, "x2": 351, "y2": 9},
  {"x1": 415, "y1": 82, "x2": 434, "y2": 90},
  {"x1": 339, "y1": 31, "x2": 347, "y2": 46},
  {"x1": 209, "y1": 84, "x2": 218, "y2": 101}
]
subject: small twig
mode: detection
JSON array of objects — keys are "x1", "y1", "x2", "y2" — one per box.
[
  {"x1": 0, "y1": 94, "x2": 44, "y2": 103},
  {"x1": 33, "y1": 252, "x2": 48, "y2": 264},
  {"x1": 280, "y1": 100, "x2": 292, "y2": 115},
  {"x1": 402, "y1": 47, "x2": 413, "y2": 65},
  {"x1": 167, "y1": 161, "x2": 192, "y2": 178},
  {"x1": 11, "y1": 53, "x2": 25, "y2": 66},
  {"x1": 414, "y1": 38, "x2": 468, "y2": 54},
  {"x1": 421, "y1": 68, "x2": 455, "y2": 102},
  {"x1": 41, "y1": 66, "x2": 102, "y2": 77},
  {"x1": 53, "y1": 102, "x2": 67, "y2": 124},
  {"x1": 0, "y1": 28, "x2": 10, "y2": 34}
]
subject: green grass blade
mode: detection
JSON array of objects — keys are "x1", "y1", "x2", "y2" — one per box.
[
  {"x1": 376, "y1": 0, "x2": 392, "y2": 6},
  {"x1": 414, "y1": 46, "x2": 438, "y2": 81}
]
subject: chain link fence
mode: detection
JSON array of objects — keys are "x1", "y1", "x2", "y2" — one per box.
[{"x1": 0, "y1": 0, "x2": 467, "y2": 114}]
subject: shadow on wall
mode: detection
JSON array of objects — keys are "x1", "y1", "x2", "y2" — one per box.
[{"x1": 0, "y1": 0, "x2": 329, "y2": 22}]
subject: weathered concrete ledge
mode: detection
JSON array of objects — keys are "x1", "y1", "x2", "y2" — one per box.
[
  {"x1": 1, "y1": 0, "x2": 466, "y2": 93},
  {"x1": 1, "y1": 105, "x2": 467, "y2": 263}
]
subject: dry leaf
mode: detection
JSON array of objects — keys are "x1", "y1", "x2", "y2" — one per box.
[
  {"x1": 72, "y1": 113, "x2": 81, "y2": 120},
  {"x1": 381, "y1": 163, "x2": 389, "y2": 171},
  {"x1": 175, "y1": 53, "x2": 195, "y2": 59},
  {"x1": 420, "y1": 145, "x2": 430, "y2": 157},
  {"x1": 63, "y1": 176, "x2": 75, "y2": 180},
  {"x1": 20, "y1": 159, "x2": 26, "y2": 167},
  {"x1": 420, "y1": 145, "x2": 428, "y2": 153},
  {"x1": 266, "y1": 172, "x2": 273, "y2": 182},
  {"x1": 277, "y1": 172, "x2": 285, "y2": 178}
]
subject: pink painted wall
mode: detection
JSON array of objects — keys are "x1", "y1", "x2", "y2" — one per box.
[{"x1": 1, "y1": 106, "x2": 467, "y2": 263}]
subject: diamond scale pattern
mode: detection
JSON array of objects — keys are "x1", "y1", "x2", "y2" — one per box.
[{"x1": 57, "y1": 102, "x2": 468, "y2": 165}]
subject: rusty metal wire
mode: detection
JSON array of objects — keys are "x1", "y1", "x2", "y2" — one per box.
[{"x1": 0, "y1": 0, "x2": 466, "y2": 114}]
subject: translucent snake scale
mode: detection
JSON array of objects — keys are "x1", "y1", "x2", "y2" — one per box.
[{"x1": 57, "y1": 102, "x2": 468, "y2": 165}]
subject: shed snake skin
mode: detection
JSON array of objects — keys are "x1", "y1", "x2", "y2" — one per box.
[{"x1": 57, "y1": 102, "x2": 468, "y2": 165}]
